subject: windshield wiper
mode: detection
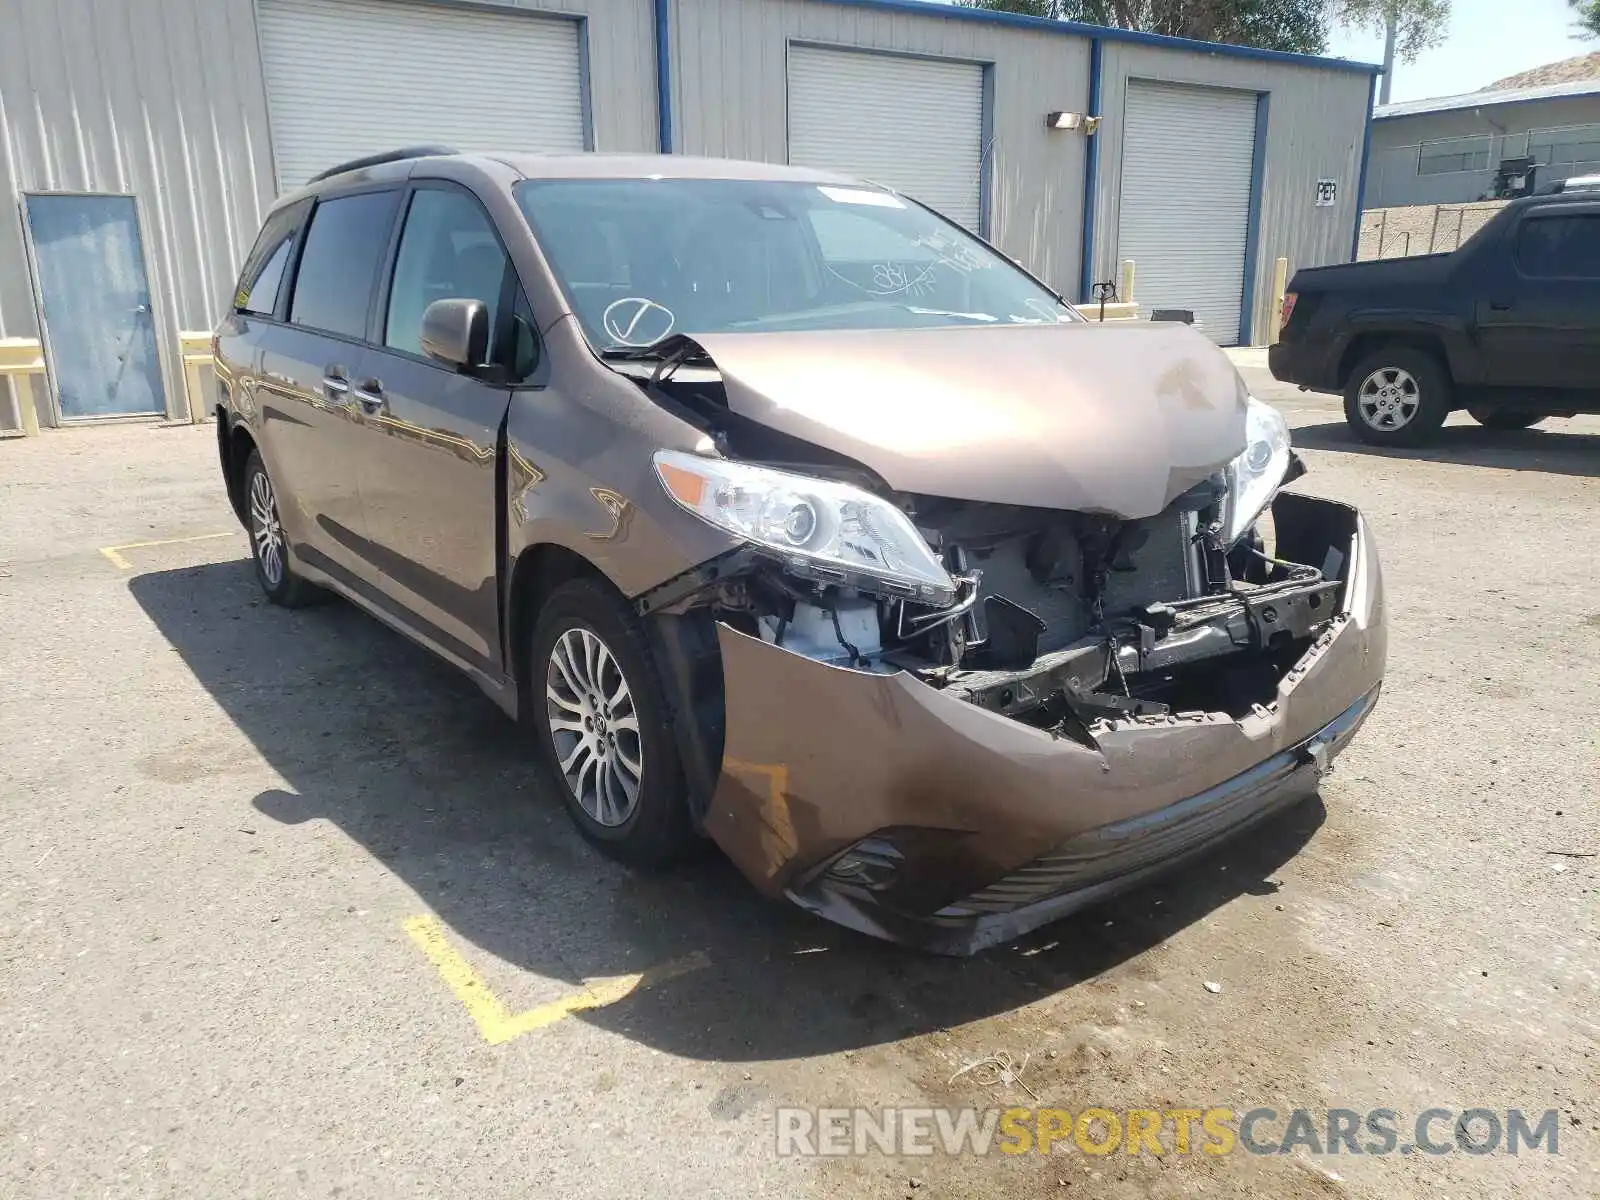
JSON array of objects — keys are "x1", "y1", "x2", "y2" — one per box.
[
  {"x1": 599, "y1": 333, "x2": 711, "y2": 364},
  {"x1": 600, "y1": 344, "x2": 672, "y2": 362},
  {"x1": 597, "y1": 334, "x2": 712, "y2": 387}
]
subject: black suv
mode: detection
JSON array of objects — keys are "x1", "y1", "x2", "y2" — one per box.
[{"x1": 1270, "y1": 190, "x2": 1600, "y2": 446}]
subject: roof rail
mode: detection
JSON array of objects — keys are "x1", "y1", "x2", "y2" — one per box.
[{"x1": 305, "y1": 145, "x2": 460, "y2": 185}]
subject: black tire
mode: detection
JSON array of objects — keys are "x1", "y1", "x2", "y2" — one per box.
[
  {"x1": 1468, "y1": 406, "x2": 1546, "y2": 431},
  {"x1": 242, "y1": 450, "x2": 320, "y2": 607},
  {"x1": 527, "y1": 577, "x2": 692, "y2": 867},
  {"x1": 1343, "y1": 346, "x2": 1452, "y2": 447}
]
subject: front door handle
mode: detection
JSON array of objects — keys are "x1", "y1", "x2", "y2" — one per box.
[
  {"x1": 353, "y1": 379, "x2": 386, "y2": 414},
  {"x1": 321, "y1": 370, "x2": 350, "y2": 402},
  {"x1": 1488, "y1": 299, "x2": 1514, "y2": 311}
]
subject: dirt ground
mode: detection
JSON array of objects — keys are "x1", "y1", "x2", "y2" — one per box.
[{"x1": 1, "y1": 374, "x2": 1596, "y2": 1199}]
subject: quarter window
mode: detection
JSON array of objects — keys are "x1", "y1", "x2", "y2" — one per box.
[
  {"x1": 509, "y1": 288, "x2": 541, "y2": 380},
  {"x1": 233, "y1": 201, "x2": 306, "y2": 317},
  {"x1": 385, "y1": 188, "x2": 510, "y2": 360},
  {"x1": 288, "y1": 190, "x2": 400, "y2": 338},
  {"x1": 243, "y1": 241, "x2": 293, "y2": 315},
  {"x1": 1515, "y1": 214, "x2": 1600, "y2": 279}
]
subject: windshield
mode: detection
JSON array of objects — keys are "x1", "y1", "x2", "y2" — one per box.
[{"x1": 513, "y1": 179, "x2": 1078, "y2": 351}]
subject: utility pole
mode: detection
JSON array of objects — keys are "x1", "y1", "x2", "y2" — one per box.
[{"x1": 1379, "y1": 12, "x2": 1397, "y2": 105}]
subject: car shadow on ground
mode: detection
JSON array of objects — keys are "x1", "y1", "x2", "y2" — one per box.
[
  {"x1": 1292, "y1": 418, "x2": 1600, "y2": 479},
  {"x1": 129, "y1": 559, "x2": 1325, "y2": 1063}
]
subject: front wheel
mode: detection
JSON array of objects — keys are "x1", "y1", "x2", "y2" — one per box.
[
  {"x1": 1468, "y1": 406, "x2": 1546, "y2": 431},
  {"x1": 528, "y1": 578, "x2": 692, "y2": 866},
  {"x1": 243, "y1": 450, "x2": 320, "y2": 606},
  {"x1": 1343, "y1": 347, "x2": 1452, "y2": 447}
]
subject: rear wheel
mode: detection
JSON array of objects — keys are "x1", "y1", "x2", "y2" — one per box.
[
  {"x1": 528, "y1": 578, "x2": 692, "y2": 866},
  {"x1": 243, "y1": 450, "x2": 320, "y2": 606},
  {"x1": 1468, "y1": 406, "x2": 1546, "y2": 431},
  {"x1": 1343, "y1": 347, "x2": 1451, "y2": 447}
]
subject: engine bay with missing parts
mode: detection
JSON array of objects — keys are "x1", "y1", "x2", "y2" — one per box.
[{"x1": 625, "y1": 342, "x2": 1345, "y2": 740}]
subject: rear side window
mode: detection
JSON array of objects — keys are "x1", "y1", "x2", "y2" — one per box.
[
  {"x1": 384, "y1": 187, "x2": 510, "y2": 359},
  {"x1": 1515, "y1": 213, "x2": 1600, "y2": 279},
  {"x1": 288, "y1": 190, "x2": 400, "y2": 338},
  {"x1": 233, "y1": 201, "x2": 306, "y2": 316}
]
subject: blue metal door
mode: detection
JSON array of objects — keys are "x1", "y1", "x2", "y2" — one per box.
[{"x1": 23, "y1": 194, "x2": 165, "y2": 419}]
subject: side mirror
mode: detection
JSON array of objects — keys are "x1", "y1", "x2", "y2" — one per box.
[{"x1": 420, "y1": 298, "x2": 489, "y2": 369}]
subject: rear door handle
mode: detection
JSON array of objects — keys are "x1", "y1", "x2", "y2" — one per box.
[
  {"x1": 1489, "y1": 299, "x2": 1514, "y2": 311},
  {"x1": 353, "y1": 379, "x2": 386, "y2": 414}
]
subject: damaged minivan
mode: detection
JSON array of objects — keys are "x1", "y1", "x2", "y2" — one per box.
[{"x1": 215, "y1": 150, "x2": 1385, "y2": 954}]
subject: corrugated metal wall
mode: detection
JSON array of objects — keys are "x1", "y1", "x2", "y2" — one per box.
[
  {"x1": 1, "y1": 0, "x2": 1375, "y2": 435},
  {"x1": 668, "y1": 0, "x2": 1092, "y2": 299},
  {"x1": 1366, "y1": 94, "x2": 1600, "y2": 208},
  {"x1": 0, "y1": 0, "x2": 657, "y2": 430},
  {"x1": 0, "y1": 0, "x2": 277, "y2": 423},
  {"x1": 1094, "y1": 41, "x2": 1371, "y2": 346},
  {"x1": 508, "y1": 0, "x2": 660, "y2": 155}
]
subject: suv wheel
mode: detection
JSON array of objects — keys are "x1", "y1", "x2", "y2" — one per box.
[
  {"x1": 1468, "y1": 406, "x2": 1545, "y2": 431},
  {"x1": 244, "y1": 450, "x2": 319, "y2": 606},
  {"x1": 528, "y1": 578, "x2": 692, "y2": 866},
  {"x1": 1344, "y1": 348, "x2": 1451, "y2": 447}
]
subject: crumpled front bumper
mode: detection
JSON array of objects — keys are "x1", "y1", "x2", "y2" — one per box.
[{"x1": 700, "y1": 493, "x2": 1386, "y2": 954}]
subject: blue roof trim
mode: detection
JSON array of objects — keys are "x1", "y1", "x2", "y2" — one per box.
[{"x1": 809, "y1": 0, "x2": 1383, "y2": 74}]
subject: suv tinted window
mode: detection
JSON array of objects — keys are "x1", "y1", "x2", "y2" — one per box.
[
  {"x1": 1516, "y1": 213, "x2": 1600, "y2": 278},
  {"x1": 233, "y1": 201, "x2": 306, "y2": 316},
  {"x1": 385, "y1": 187, "x2": 509, "y2": 359},
  {"x1": 288, "y1": 190, "x2": 400, "y2": 338}
]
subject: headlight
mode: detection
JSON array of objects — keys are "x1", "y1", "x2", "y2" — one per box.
[
  {"x1": 653, "y1": 450, "x2": 956, "y2": 605},
  {"x1": 1220, "y1": 397, "x2": 1292, "y2": 545}
]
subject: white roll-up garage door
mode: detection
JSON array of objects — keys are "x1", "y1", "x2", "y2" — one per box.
[
  {"x1": 258, "y1": 0, "x2": 587, "y2": 191},
  {"x1": 788, "y1": 45, "x2": 984, "y2": 231},
  {"x1": 1115, "y1": 80, "x2": 1259, "y2": 345}
]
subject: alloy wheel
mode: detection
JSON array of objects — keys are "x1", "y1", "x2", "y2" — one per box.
[
  {"x1": 1357, "y1": 367, "x2": 1420, "y2": 431},
  {"x1": 545, "y1": 626, "x2": 644, "y2": 827},
  {"x1": 249, "y1": 469, "x2": 286, "y2": 588}
]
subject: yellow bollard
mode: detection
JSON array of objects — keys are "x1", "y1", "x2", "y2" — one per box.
[{"x1": 1269, "y1": 257, "x2": 1289, "y2": 345}]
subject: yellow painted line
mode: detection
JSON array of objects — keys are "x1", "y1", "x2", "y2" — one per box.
[
  {"x1": 403, "y1": 914, "x2": 711, "y2": 1045},
  {"x1": 99, "y1": 531, "x2": 238, "y2": 570}
]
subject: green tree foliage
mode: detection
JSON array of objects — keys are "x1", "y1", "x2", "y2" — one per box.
[
  {"x1": 959, "y1": 1, "x2": 1331, "y2": 55},
  {"x1": 1573, "y1": 0, "x2": 1600, "y2": 40},
  {"x1": 966, "y1": 1, "x2": 1466, "y2": 60},
  {"x1": 1336, "y1": 0, "x2": 1451, "y2": 63}
]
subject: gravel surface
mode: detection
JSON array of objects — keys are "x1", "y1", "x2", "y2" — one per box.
[{"x1": 2, "y1": 379, "x2": 1596, "y2": 1199}]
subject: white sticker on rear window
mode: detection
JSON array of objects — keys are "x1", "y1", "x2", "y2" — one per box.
[{"x1": 817, "y1": 186, "x2": 906, "y2": 209}]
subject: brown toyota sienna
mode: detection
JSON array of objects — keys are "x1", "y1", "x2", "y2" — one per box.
[{"x1": 214, "y1": 148, "x2": 1385, "y2": 954}]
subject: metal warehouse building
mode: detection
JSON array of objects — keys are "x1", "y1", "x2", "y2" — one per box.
[
  {"x1": 1365, "y1": 78, "x2": 1600, "y2": 208},
  {"x1": 0, "y1": 0, "x2": 1377, "y2": 434}
]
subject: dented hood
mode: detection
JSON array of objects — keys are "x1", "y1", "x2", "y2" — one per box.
[{"x1": 688, "y1": 322, "x2": 1250, "y2": 519}]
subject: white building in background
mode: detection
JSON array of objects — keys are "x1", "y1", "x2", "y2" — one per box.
[{"x1": 1365, "y1": 77, "x2": 1600, "y2": 208}]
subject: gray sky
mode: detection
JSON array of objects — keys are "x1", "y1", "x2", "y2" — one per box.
[{"x1": 1327, "y1": 0, "x2": 1588, "y2": 102}]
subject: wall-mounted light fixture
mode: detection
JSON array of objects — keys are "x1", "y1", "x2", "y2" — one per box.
[{"x1": 1046, "y1": 111, "x2": 1100, "y2": 134}]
